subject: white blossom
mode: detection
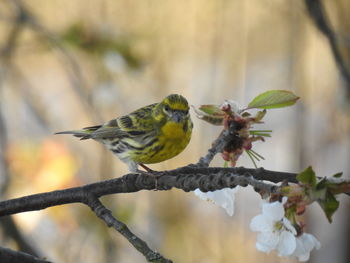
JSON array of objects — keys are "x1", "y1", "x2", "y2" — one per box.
[
  {"x1": 221, "y1": 100, "x2": 240, "y2": 114},
  {"x1": 250, "y1": 198, "x2": 321, "y2": 261},
  {"x1": 250, "y1": 198, "x2": 297, "y2": 257},
  {"x1": 194, "y1": 187, "x2": 239, "y2": 216},
  {"x1": 292, "y1": 233, "x2": 321, "y2": 262}
]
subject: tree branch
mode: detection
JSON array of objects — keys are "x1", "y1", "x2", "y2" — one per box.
[
  {"x1": 0, "y1": 165, "x2": 298, "y2": 262},
  {"x1": 305, "y1": 0, "x2": 350, "y2": 98},
  {"x1": 0, "y1": 167, "x2": 297, "y2": 217},
  {"x1": 0, "y1": 246, "x2": 51, "y2": 263}
]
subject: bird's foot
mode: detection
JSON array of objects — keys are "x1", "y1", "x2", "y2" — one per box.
[{"x1": 139, "y1": 164, "x2": 156, "y2": 173}]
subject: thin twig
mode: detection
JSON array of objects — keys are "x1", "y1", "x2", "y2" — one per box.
[
  {"x1": 197, "y1": 129, "x2": 231, "y2": 167},
  {"x1": 0, "y1": 1, "x2": 44, "y2": 259},
  {"x1": 3, "y1": 0, "x2": 102, "y2": 123},
  {"x1": 18, "y1": 4, "x2": 102, "y2": 122},
  {"x1": 305, "y1": 0, "x2": 350, "y2": 98},
  {"x1": 84, "y1": 196, "x2": 172, "y2": 263}
]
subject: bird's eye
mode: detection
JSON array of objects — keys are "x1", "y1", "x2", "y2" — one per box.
[{"x1": 164, "y1": 105, "x2": 170, "y2": 112}]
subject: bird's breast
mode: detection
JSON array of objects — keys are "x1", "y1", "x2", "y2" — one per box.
[{"x1": 161, "y1": 122, "x2": 186, "y2": 139}]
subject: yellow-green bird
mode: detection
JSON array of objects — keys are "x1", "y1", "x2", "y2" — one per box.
[{"x1": 56, "y1": 94, "x2": 193, "y2": 172}]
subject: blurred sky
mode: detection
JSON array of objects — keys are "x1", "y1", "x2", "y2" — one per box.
[{"x1": 0, "y1": 0, "x2": 350, "y2": 262}]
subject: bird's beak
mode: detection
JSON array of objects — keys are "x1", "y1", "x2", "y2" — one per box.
[{"x1": 172, "y1": 111, "x2": 183, "y2": 123}]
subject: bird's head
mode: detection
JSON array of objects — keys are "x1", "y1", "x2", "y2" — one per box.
[{"x1": 158, "y1": 94, "x2": 190, "y2": 123}]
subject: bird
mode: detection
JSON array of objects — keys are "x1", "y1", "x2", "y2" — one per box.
[{"x1": 56, "y1": 94, "x2": 193, "y2": 172}]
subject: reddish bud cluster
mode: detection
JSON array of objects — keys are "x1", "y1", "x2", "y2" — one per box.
[
  {"x1": 274, "y1": 185, "x2": 310, "y2": 236},
  {"x1": 220, "y1": 104, "x2": 264, "y2": 166}
]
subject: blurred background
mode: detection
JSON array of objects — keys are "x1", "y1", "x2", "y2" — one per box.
[{"x1": 0, "y1": 0, "x2": 349, "y2": 262}]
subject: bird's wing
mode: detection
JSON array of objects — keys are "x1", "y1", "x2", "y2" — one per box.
[
  {"x1": 89, "y1": 123, "x2": 129, "y2": 139},
  {"x1": 117, "y1": 103, "x2": 157, "y2": 134},
  {"x1": 91, "y1": 103, "x2": 158, "y2": 139}
]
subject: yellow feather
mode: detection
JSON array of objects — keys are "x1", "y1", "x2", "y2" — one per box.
[
  {"x1": 133, "y1": 120, "x2": 191, "y2": 164},
  {"x1": 161, "y1": 122, "x2": 186, "y2": 138}
]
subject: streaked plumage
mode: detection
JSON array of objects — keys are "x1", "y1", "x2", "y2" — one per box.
[{"x1": 56, "y1": 94, "x2": 193, "y2": 172}]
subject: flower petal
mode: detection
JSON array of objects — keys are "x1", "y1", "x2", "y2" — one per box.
[
  {"x1": 282, "y1": 217, "x2": 297, "y2": 235},
  {"x1": 256, "y1": 231, "x2": 280, "y2": 253},
  {"x1": 250, "y1": 214, "x2": 274, "y2": 232},
  {"x1": 302, "y1": 233, "x2": 321, "y2": 250},
  {"x1": 262, "y1": 200, "x2": 285, "y2": 221},
  {"x1": 292, "y1": 233, "x2": 321, "y2": 262},
  {"x1": 222, "y1": 100, "x2": 240, "y2": 114},
  {"x1": 194, "y1": 188, "x2": 239, "y2": 216},
  {"x1": 276, "y1": 230, "x2": 296, "y2": 257},
  {"x1": 281, "y1": 196, "x2": 288, "y2": 205}
]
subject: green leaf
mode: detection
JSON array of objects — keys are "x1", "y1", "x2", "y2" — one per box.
[
  {"x1": 333, "y1": 172, "x2": 343, "y2": 178},
  {"x1": 192, "y1": 105, "x2": 225, "y2": 125},
  {"x1": 198, "y1": 105, "x2": 225, "y2": 116},
  {"x1": 297, "y1": 166, "x2": 317, "y2": 187},
  {"x1": 315, "y1": 177, "x2": 328, "y2": 191},
  {"x1": 254, "y1": 110, "x2": 267, "y2": 122},
  {"x1": 246, "y1": 150, "x2": 258, "y2": 168},
  {"x1": 247, "y1": 90, "x2": 300, "y2": 109},
  {"x1": 317, "y1": 192, "x2": 339, "y2": 223},
  {"x1": 248, "y1": 149, "x2": 265, "y2": 160},
  {"x1": 249, "y1": 130, "x2": 272, "y2": 137}
]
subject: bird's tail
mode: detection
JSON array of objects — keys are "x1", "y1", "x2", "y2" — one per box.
[{"x1": 55, "y1": 125, "x2": 102, "y2": 140}]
